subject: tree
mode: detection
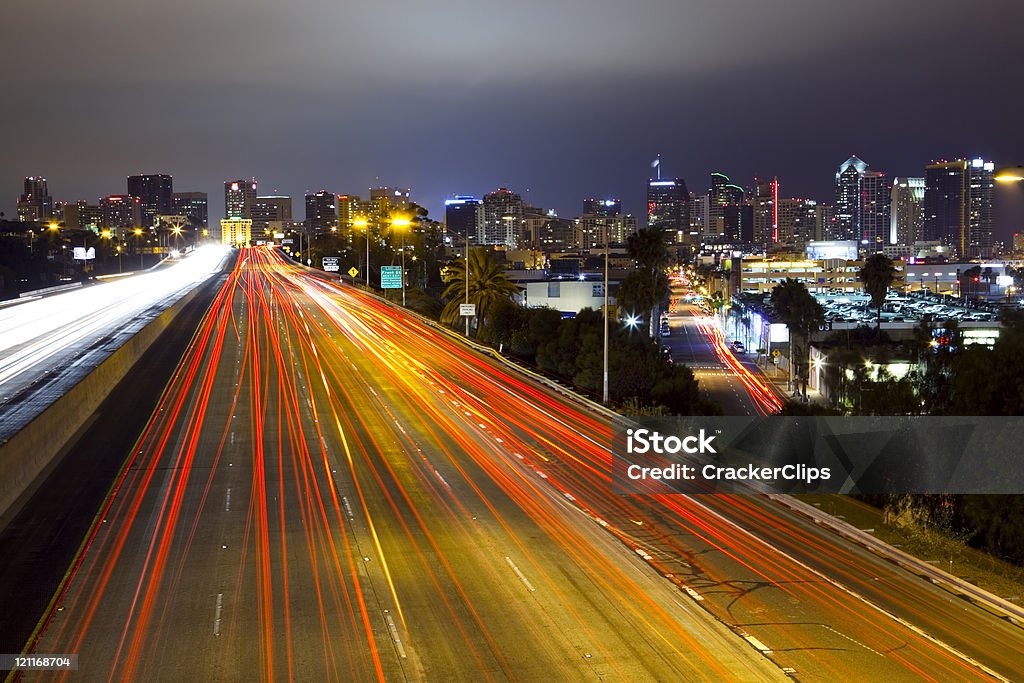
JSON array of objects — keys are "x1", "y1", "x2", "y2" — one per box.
[
  {"x1": 441, "y1": 248, "x2": 520, "y2": 332},
  {"x1": 625, "y1": 227, "x2": 672, "y2": 335},
  {"x1": 858, "y1": 253, "x2": 896, "y2": 333},
  {"x1": 771, "y1": 278, "x2": 825, "y2": 398}
]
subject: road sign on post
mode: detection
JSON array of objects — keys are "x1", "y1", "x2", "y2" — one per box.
[
  {"x1": 380, "y1": 265, "x2": 402, "y2": 289},
  {"x1": 459, "y1": 303, "x2": 476, "y2": 317},
  {"x1": 322, "y1": 256, "x2": 340, "y2": 272},
  {"x1": 348, "y1": 267, "x2": 359, "y2": 278}
]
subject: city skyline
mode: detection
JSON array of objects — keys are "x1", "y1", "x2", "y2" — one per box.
[{"x1": 3, "y1": 0, "x2": 1023, "y2": 236}]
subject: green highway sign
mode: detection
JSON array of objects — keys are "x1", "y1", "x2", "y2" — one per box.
[{"x1": 380, "y1": 265, "x2": 403, "y2": 289}]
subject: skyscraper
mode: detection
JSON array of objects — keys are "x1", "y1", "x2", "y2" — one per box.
[
  {"x1": 127, "y1": 174, "x2": 173, "y2": 228},
  {"x1": 923, "y1": 158, "x2": 994, "y2": 258},
  {"x1": 890, "y1": 177, "x2": 925, "y2": 246},
  {"x1": 172, "y1": 192, "x2": 209, "y2": 232},
  {"x1": 646, "y1": 178, "x2": 690, "y2": 242},
  {"x1": 708, "y1": 172, "x2": 745, "y2": 239},
  {"x1": 858, "y1": 170, "x2": 892, "y2": 251},
  {"x1": 16, "y1": 176, "x2": 53, "y2": 222},
  {"x1": 304, "y1": 191, "x2": 337, "y2": 234},
  {"x1": 100, "y1": 195, "x2": 142, "y2": 233},
  {"x1": 252, "y1": 196, "x2": 293, "y2": 234},
  {"x1": 834, "y1": 156, "x2": 869, "y2": 241},
  {"x1": 750, "y1": 177, "x2": 778, "y2": 245},
  {"x1": 444, "y1": 196, "x2": 482, "y2": 246},
  {"x1": 480, "y1": 188, "x2": 523, "y2": 248},
  {"x1": 225, "y1": 180, "x2": 257, "y2": 220},
  {"x1": 777, "y1": 198, "x2": 817, "y2": 247}
]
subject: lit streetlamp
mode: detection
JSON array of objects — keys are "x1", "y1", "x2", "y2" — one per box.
[
  {"x1": 134, "y1": 227, "x2": 144, "y2": 269},
  {"x1": 354, "y1": 217, "x2": 370, "y2": 287},
  {"x1": 391, "y1": 217, "x2": 412, "y2": 306}
]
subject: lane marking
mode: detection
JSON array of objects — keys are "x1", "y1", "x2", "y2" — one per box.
[
  {"x1": 505, "y1": 556, "x2": 536, "y2": 593},
  {"x1": 384, "y1": 611, "x2": 407, "y2": 659},
  {"x1": 214, "y1": 593, "x2": 223, "y2": 636}
]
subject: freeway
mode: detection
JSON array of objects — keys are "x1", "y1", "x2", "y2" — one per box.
[
  {"x1": 21, "y1": 246, "x2": 1024, "y2": 681},
  {"x1": 25, "y1": 247, "x2": 780, "y2": 681},
  {"x1": 0, "y1": 246, "x2": 229, "y2": 443}
]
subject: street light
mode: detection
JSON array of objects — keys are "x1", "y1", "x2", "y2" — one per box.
[
  {"x1": 603, "y1": 241, "x2": 610, "y2": 404},
  {"x1": 391, "y1": 217, "x2": 412, "y2": 306},
  {"x1": 353, "y1": 217, "x2": 370, "y2": 287},
  {"x1": 134, "y1": 227, "x2": 144, "y2": 269}
]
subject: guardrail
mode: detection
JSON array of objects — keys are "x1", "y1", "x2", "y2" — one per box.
[{"x1": 768, "y1": 493, "x2": 1024, "y2": 627}]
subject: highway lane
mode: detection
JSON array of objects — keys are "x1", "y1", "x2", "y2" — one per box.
[
  {"x1": 0, "y1": 246, "x2": 229, "y2": 443},
  {"x1": 26, "y1": 247, "x2": 781, "y2": 681}
]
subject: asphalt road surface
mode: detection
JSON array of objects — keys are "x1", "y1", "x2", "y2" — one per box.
[{"x1": 19, "y1": 249, "x2": 1024, "y2": 681}]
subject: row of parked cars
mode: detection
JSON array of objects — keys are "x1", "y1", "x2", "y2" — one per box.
[{"x1": 818, "y1": 291, "x2": 1000, "y2": 325}]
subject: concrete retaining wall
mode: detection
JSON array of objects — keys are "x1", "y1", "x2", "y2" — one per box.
[{"x1": 0, "y1": 277, "x2": 215, "y2": 521}]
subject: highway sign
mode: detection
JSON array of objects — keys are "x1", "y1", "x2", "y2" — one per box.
[
  {"x1": 459, "y1": 303, "x2": 476, "y2": 317},
  {"x1": 322, "y1": 256, "x2": 340, "y2": 272},
  {"x1": 380, "y1": 265, "x2": 402, "y2": 289},
  {"x1": 348, "y1": 267, "x2": 359, "y2": 278}
]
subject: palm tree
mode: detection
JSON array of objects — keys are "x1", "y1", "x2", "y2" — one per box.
[
  {"x1": 858, "y1": 253, "x2": 896, "y2": 333},
  {"x1": 771, "y1": 278, "x2": 825, "y2": 398},
  {"x1": 441, "y1": 248, "x2": 520, "y2": 332},
  {"x1": 626, "y1": 226, "x2": 671, "y2": 335}
]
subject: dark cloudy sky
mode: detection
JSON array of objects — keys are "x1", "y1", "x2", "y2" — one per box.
[{"x1": 4, "y1": 0, "x2": 1024, "y2": 236}]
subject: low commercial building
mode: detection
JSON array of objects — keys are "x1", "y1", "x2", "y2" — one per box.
[{"x1": 738, "y1": 257, "x2": 906, "y2": 294}]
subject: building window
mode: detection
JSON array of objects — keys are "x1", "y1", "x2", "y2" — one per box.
[{"x1": 548, "y1": 282, "x2": 560, "y2": 298}]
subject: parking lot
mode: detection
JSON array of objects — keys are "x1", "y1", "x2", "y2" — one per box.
[{"x1": 817, "y1": 289, "x2": 1009, "y2": 326}]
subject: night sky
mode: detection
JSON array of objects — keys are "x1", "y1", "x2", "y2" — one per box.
[{"x1": 4, "y1": 0, "x2": 1024, "y2": 237}]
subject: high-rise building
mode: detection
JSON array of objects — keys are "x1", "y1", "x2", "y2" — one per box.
[
  {"x1": 858, "y1": 170, "x2": 892, "y2": 251},
  {"x1": 750, "y1": 177, "x2": 779, "y2": 245},
  {"x1": 834, "y1": 156, "x2": 869, "y2": 241},
  {"x1": 225, "y1": 180, "x2": 257, "y2": 220},
  {"x1": 220, "y1": 219, "x2": 252, "y2": 246},
  {"x1": 777, "y1": 198, "x2": 818, "y2": 247},
  {"x1": 337, "y1": 194, "x2": 361, "y2": 235},
  {"x1": 100, "y1": 195, "x2": 142, "y2": 233},
  {"x1": 582, "y1": 198, "x2": 621, "y2": 216},
  {"x1": 535, "y1": 216, "x2": 577, "y2": 251},
  {"x1": 127, "y1": 174, "x2": 173, "y2": 228},
  {"x1": 890, "y1": 177, "x2": 925, "y2": 246},
  {"x1": 17, "y1": 176, "x2": 53, "y2": 222},
  {"x1": 172, "y1": 192, "x2": 208, "y2": 232},
  {"x1": 63, "y1": 200, "x2": 102, "y2": 232},
  {"x1": 252, "y1": 196, "x2": 293, "y2": 234},
  {"x1": 814, "y1": 204, "x2": 835, "y2": 242},
  {"x1": 304, "y1": 191, "x2": 337, "y2": 234},
  {"x1": 480, "y1": 188, "x2": 523, "y2": 248},
  {"x1": 577, "y1": 213, "x2": 637, "y2": 249},
  {"x1": 708, "y1": 172, "x2": 745, "y2": 239},
  {"x1": 923, "y1": 158, "x2": 995, "y2": 258},
  {"x1": 445, "y1": 196, "x2": 482, "y2": 246},
  {"x1": 647, "y1": 178, "x2": 690, "y2": 243}
]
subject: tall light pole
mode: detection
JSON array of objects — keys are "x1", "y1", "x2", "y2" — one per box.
[
  {"x1": 134, "y1": 227, "x2": 144, "y2": 269},
  {"x1": 603, "y1": 241, "x2": 610, "y2": 404},
  {"x1": 391, "y1": 217, "x2": 411, "y2": 306},
  {"x1": 354, "y1": 217, "x2": 370, "y2": 287}
]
